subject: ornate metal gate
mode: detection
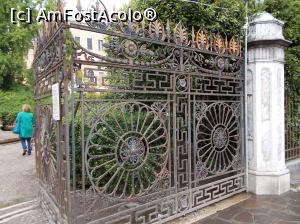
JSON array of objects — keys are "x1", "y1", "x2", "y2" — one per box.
[{"x1": 34, "y1": 1, "x2": 245, "y2": 223}]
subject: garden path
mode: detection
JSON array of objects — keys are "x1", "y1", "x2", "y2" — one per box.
[{"x1": 0, "y1": 142, "x2": 48, "y2": 224}]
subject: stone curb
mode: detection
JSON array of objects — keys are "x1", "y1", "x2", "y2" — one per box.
[
  {"x1": 0, "y1": 200, "x2": 36, "y2": 213},
  {"x1": 0, "y1": 200, "x2": 38, "y2": 222},
  {"x1": 0, "y1": 138, "x2": 20, "y2": 145},
  {"x1": 166, "y1": 193, "x2": 250, "y2": 224}
]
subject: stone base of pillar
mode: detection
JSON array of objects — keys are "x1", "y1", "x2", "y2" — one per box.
[{"x1": 248, "y1": 169, "x2": 290, "y2": 195}]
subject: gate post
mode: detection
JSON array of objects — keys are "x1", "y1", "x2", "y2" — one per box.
[{"x1": 247, "y1": 12, "x2": 291, "y2": 194}]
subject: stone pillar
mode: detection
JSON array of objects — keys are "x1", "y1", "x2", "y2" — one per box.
[{"x1": 247, "y1": 12, "x2": 291, "y2": 195}]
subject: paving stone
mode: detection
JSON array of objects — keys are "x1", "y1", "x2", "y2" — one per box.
[
  {"x1": 195, "y1": 218, "x2": 215, "y2": 224},
  {"x1": 196, "y1": 218, "x2": 232, "y2": 224},
  {"x1": 2, "y1": 206, "x2": 49, "y2": 224},
  {"x1": 287, "y1": 199, "x2": 300, "y2": 207},
  {"x1": 253, "y1": 214, "x2": 276, "y2": 224},
  {"x1": 245, "y1": 208, "x2": 269, "y2": 214},
  {"x1": 287, "y1": 205, "x2": 300, "y2": 215},
  {"x1": 233, "y1": 211, "x2": 254, "y2": 223},
  {"x1": 272, "y1": 221, "x2": 300, "y2": 224},
  {"x1": 216, "y1": 205, "x2": 242, "y2": 220},
  {"x1": 211, "y1": 218, "x2": 233, "y2": 224},
  {"x1": 270, "y1": 197, "x2": 288, "y2": 205},
  {"x1": 263, "y1": 202, "x2": 286, "y2": 210},
  {"x1": 0, "y1": 143, "x2": 48, "y2": 224},
  {"x1": 0, "y1": 143, "x2": 38, "y2": 207},
  {"x1": 269, "y1": 211, "x2": 300, "y2": 222},
  {"x1": 252, "y1": 195, "x2": 274, "y2": 202},
  {"x1": 198, "y1": 191, "x2": 300, "y2": 224},
  {"x1": 282, "y1": 191, "x2": 300, "y2": 199},
  {"x1": 240, "y1": 198, "x2": 262, "y2": 209}
]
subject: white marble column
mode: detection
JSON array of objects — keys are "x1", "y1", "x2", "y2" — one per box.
[{"x1": 247, "y1": 12, "x2": 291, "y2": 195}]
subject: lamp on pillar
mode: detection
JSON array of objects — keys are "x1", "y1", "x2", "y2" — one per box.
[{"x1": 247, "y1": 12, "x2": 291, "y2": 195}]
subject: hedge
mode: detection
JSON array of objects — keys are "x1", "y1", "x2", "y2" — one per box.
[{"x1": 0, "y1": 86, "x2": 35, "y2": 128}]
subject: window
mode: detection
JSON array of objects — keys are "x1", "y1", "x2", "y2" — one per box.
[
  {"x1": 87, "y1": 38, "x2": 93, "y2": 50},
  {"x1": 98, "y1": 40, "x2": 103, "y2": 51},
  {"x1": 75, "y1": 36, "x2": 80, "y2": 44}
]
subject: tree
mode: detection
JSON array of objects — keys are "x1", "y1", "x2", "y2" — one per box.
[
  {"x1": 256, "y1": 0, "x2": 300, "y2": 145},
  {"x1": 261, "y1": 0, "x2": 300, "y2": 96},
  {"x1": 129, "y1": 0, "x2": 248, "y2": 36},
  {"x1": 128, "y1": 0, "x2": 299, "y2": 93},
  {"x1": 0, "y1": 0, "x2": 43, "y2": 89}
]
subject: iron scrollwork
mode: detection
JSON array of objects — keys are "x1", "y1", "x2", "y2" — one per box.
[
  {"x1": 38, "y1": 106, "x2": 57, "y2": 192},
  {"x1": 85, "y1": 102, "x2": 169, "y2": 198},
  {"x1": 34, "y1": 1, "x2": 246, "y2": 222},
  {"x1": 195, "y1": 102, "x2": 241, "y2": 177}
]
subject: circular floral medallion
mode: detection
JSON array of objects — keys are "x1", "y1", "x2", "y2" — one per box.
[
  {"x1": 212, "y1": 125, "x2": 229, "y2": 150},
  {"x1": 176, "y1": 75, "x2": 188, "y2": 92},
  {"x1": 123, "y1": 40, "x2": 138, "y2": 59},
  {"x1": 196, "y1": 102, "x2": 240, "y2": 174},
  {"x1": 85, "y1": 102, "x2": 169, "y2": 198},
  {"x1": 117, "y1": 132, "x2": 148, "y2": 170},
  {"x1": 216, "y1": 57, "x2": 225, "y2": 70}
]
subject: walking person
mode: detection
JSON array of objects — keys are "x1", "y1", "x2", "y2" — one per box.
[{"x1": 15, "y1": 104, "x2": 34, "y2": 156}]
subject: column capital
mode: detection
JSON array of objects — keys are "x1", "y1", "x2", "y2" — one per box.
[{"x1": 248, "y1": 12, "x2": 291, "y2": 48}]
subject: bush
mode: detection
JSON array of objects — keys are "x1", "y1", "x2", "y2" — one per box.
[
  {"x1": 0, "y1": 86, "x2": 35, "y2": 128},
  {"x1": 71, "y1": 100, "x2": 168, "y2": 196}
]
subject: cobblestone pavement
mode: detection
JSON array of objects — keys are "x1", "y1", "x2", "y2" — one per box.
[
  {"x1": 195, "y1": 191, "x2": 300, "y2": 224},
  {"x1": 0, "y1": 142, "x2": 38, "y2": 208}
]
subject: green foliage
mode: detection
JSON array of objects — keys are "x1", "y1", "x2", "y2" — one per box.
[
  {"x1": 44, "y1": 0, "x2": 57, "y2": 11},
  {"x1": 0, "y1": 0, "x2": 43, "y2": 89},
  {"x1": 255, "y1": 0, "x2": 300, "y2": 146},
  {"x1": 23, "y1": 68, "x2": 35, "y2": 87},
  {"x1": 71, "y1": 101, "x2": 165, "y2": 194},
  {"x1": 130, "y1": 0, "x2": 247, "y2": 36},
  {"x1": 0, "y1": 86, "x2": 34, "y2": 127},
  {"x1": 261, "y1": 0, "x2": 300, "y2": 96},
  {"x1": 0, "y1": 0, "x2": 56, "y2": 124}
]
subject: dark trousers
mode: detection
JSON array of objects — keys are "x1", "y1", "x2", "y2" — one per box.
[{"x1": 20, "y1": 137, "x2": 32, "y2": 153}]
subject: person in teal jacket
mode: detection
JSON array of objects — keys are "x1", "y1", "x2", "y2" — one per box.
[{"x1": 16, "y1": 104, "x2": 34, "y2": 156}]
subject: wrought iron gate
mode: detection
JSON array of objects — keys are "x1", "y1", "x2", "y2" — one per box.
[
  {"x1": 285, "y1": 94, "x2": 300, "y2": 161},
  {"x1": 34, "y1": 1, "x2": 245, "y2": 223}
]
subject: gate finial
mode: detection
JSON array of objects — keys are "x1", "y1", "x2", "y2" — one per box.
[{"x1": 76, "y1": 0, "x2": 82, "y2": 11}]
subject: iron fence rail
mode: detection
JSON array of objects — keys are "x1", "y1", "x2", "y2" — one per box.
[
  {"x1": 285, "y1": 94, "x2": 300, "y2": 161},
  {"x1": 33, "y1": 1, "x2": 246, "y2": 223}
]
